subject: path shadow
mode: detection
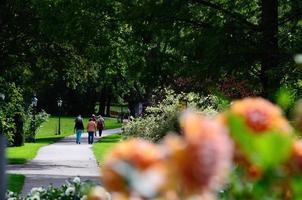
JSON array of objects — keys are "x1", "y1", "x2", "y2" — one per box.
[
  {"x1": 8, "y1": 158, "x2": 27, "y2": 165},
  {"x1": 36, "y1": 137, "x2": 63, "y2": 144},
  {"x1": 98, "y1": 134, "x2": 122, "y2": 143}
]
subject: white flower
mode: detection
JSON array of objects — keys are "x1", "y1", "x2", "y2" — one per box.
[
  {"x1": 8, "y1": 191, "x2": 14, "y2": 197},
  {"x1": 31, "y1": 195, "x2": 40, "y2": 200},
  {"x1": 80, "y1": 195, "x2": 87, "y2": 200},
  {"x1": 65, "y1": 186, "x2": 75, "y2": 196},
  {"x1": 7, "y1": 198, "x2": 17, "y2": 200},
  {"x1": 30, "y1": 187, "x2": 43, "y2": 195},
  {"x1": 73, "y1": 176, "x2": 81, "y2": 184}
]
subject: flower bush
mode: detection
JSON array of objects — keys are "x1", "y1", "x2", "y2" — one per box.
[
  {"x1": 123, "y1": 90, "x2": 227, "y2": 142},
  {"x1": 6, "y1": 177, "x2": 107, "y2": 200}
]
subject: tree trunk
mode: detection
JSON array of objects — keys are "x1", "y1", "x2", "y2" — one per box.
[
  {"x1": 13, "y1": 113, "x2": 24, "y2": 146},
  {"x1": 128, "y1": 101, "x2": 136, "y2": 117},
  {"x1": 106, "y1": 92, "x2": 111, "y2": 117},
  {"x1": 98, "y1": 88, "x2": 107, "y2": 116},
  {"x1": 260, "y1": 0, "x2": 279, "y2": 98}
]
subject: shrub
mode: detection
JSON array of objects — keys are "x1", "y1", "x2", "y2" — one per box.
[
  {"x1": 23, "y1": 107, "x2": 50, "y2": 142},
  {"x1": 1, "y1": 117, "x2": 15, "y2": 146},
  {"x1": 123, "y1": 90, "x2": 227, "y2": 142},
  {"x1": 0, "y1": 83, "x2": 25, "y2": 146}
]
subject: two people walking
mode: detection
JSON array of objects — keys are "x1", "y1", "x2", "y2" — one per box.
[{"x1": 74, "y1": 114, "x2": 105, "y2": 144}]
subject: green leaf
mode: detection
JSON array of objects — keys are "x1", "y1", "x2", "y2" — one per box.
[
  {"x1": 253, "y1": 132, "x2": 293, "y2": 169},
  {"x1": 228, "y1": 114, "x2": 293, "y2": 169},
  {"x1": 291, "y1": 176, "x2": 302, "y2": 200}
]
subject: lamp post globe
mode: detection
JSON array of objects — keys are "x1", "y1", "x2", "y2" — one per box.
[
  {"x1": 32, "y1": 96, "x2": 38, "y2": 107},
  {"x1": 0, "y1": 93, "x2": 5, "y2": 101},
  {"x1": 57, "y1": 99, "x2": 63, "y2": 107}
]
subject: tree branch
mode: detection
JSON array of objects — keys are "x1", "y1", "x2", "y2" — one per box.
[{"x1": 190, "y1": 0, "x2": 259, "y2": 30}]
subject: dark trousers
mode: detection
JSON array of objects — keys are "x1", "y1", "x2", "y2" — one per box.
[
  {"x1": 88, "y1": 132, "x2": 94, "y2": 144},
  {"x1": 99, "y1": 129, "x2": 103, "y2": 137}
]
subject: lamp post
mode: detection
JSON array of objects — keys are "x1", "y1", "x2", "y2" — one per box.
[
  {"x1": 57, "y1": 98, "x2": 63, "y2": 135},
  {"x1": 31, "y1": 96, "x2": 38, "y2": 142},
  {"x1": 0, "y1": 93, "x2": 6, "y2": 199}
]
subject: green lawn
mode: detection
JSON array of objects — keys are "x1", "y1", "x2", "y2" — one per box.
[
  {"x1": 92, "y1": 134, "x2": 122, "y2": 163},
  {"x1": 7, "y1": 174, "x2": 25, "y2": 194},
  {"x1": 7, "y1": 117, "x2": 121, "y2": 164},
  {"x1": 109, "y1": 105, "x2": 129, "y2": 113}
]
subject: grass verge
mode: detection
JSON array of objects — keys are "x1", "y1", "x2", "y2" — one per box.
[
  {"x1": 7, "y1": 117, "x2": 121, "y2": 164},
  {"x1": 7, "y1": 174, "x2": 25, "y2": 194},
  {"x1": 92, "y1": 134, "x2": 122, "y2": 164}
]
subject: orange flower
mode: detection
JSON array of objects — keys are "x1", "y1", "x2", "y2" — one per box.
[
  {"x1": 230, "y1": 97, "x2": 291, "y2": 134},
  {"x1": 292, "y1": 140, "x2": 302, "y2": 171},
  {"x1": 167, "y1": 112, "x2": 234, "y2": 195},
  {"x1": 101, "y1": 139, "x2": 166, "y2": 197}
]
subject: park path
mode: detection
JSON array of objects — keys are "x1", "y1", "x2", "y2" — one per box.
[{"x1": 8, "y1": 128, "x2": 121, "y2": 195}]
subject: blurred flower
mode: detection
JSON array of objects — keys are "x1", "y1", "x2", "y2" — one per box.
[
  {"x1": 293, "y1": 100, "x2": 302, "y2": 132},
  {"x1": 247, "y1": 165, "x2": 262, "y2": 180},
  {"x1": 101, "y1": 139, "x2": 166, "y2": 198},
  {"x1": 166, "y1": 112, "x2": 233, "y2": 196},
  {"x1": 65, "y1": 186, "x2": 75, "y2": 196},
  {"x1": 7, "y1": 191, "x2": 14, "y2": 197},
  {"x1": 230, "y1": 97, "x2": 291, "y2": 134},
  {"x1": 87, "y1": 186, "x2": 111, "y2": 200},
  {"x1": 7, "y1": 198, "x2": 17, "y2": 200},
  {"x1": 73, "y1": 176, "x2": 81, "y2": 184},
  {"x1": 292, "y1": 140, "x2": 302, "y2": 171},
  {"x1": 81, "y1": 195, "x2": 88, "y2": 200}
]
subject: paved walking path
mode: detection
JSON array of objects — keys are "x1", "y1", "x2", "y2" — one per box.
[{"x1": 8, "y1": 128, "x2": 122, "y2": 195}]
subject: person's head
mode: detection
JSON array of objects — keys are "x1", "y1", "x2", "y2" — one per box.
[{"x1": 76, "y1": 115, "x2": 82, "y2": 122}]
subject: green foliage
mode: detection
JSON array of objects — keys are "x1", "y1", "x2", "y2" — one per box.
[
  {"x1": 123, "y1": 91, "x2": 225, "y2": 142},
  {"x1": 275, "y1": 86, "x2": 297, "y2": 112}
]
